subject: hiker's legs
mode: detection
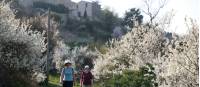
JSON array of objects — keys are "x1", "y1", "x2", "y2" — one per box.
[{"x1": 63, "y1": 81, "x2": 73, "y2": 87}]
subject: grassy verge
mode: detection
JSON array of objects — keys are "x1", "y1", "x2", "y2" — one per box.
[
  {"x1": 48, "y1": 73, "x2": 81, "y2": 87},
  {"x1": 48, "y1": 73, "x2": 101, "y2": 87}
]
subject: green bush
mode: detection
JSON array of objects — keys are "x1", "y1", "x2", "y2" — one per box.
[{"x1": 102, "y1": 63, "x2": 158, "y2": 87}]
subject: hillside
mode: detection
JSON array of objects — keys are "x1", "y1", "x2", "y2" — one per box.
[{"x1": 10, "y1": 0, "x2": 123, "y2": 46}]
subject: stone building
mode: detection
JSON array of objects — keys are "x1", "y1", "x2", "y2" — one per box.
[
  {"x1": 18, "y1": 0, "x2": 101, "y2": 19},
  {"x1": 76, "y1": 1, "x2": 101, "y2": 18}
]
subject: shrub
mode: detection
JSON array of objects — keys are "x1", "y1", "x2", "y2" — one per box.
[
  {"x1": 99, "y1": 63, "x2": 158, "y2": 87},
  {"x1": 93, "y1": 17, "x2": 199, "y2": 87},
  {"x1": 0, "y1": 4, "x2": 46, "y2": 86}
]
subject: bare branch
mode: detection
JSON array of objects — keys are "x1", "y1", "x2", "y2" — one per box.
[{"x1": 142, "y1": 0, "x2": 167, "y2": 24}]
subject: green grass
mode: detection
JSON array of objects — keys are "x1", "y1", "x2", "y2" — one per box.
[{"x1": 48, "y1": 74, "x2": 61, "y2": 87}]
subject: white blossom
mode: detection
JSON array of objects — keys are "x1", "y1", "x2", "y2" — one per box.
[
  {"x1": 0, "y1": 4, "x2": 46, "y2": 82},
  {"x1": 93, "y1": 19, "x2": 199, "y2": 87}
]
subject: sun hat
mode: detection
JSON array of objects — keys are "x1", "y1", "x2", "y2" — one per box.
[
  {"x1": 84, "y1": 65, "x2": 89, "y2": 69},
  {"x1": 64, "y1": 60, "x2": 71, "y2": 64}
]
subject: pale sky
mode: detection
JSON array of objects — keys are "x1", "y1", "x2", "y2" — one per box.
[{"x1": 72, "y1": 0, "x2": 200, "y2": 34}]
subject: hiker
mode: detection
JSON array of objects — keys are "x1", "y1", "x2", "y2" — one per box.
[
  {"x1": 60, "y1": 60, "x2": 75, "y2": 87},
  {"x1": 80, "y1": 65, "x2": 93, "y2": 87}
]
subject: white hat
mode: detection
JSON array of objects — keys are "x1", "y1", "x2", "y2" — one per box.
[
  {"x1": 84, "y1": 65, "x2": 89, "y2": 69},
  {"x1": 64, "y1": 60, "x2": 71, "y2": 64}
]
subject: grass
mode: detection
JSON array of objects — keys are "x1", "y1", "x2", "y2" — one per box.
[
  {"x1": 48, "y1": 73, "x2": 61, "y2": 87},
  {"x1": 48, "y1": 73, "x2": 81, "y2": 87},
  {"x1": 48, "y1": 73, "x2": 102, "y2": 87}
]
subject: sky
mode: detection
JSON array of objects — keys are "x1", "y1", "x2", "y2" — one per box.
[{"x1": 72, "y1": 0, "x2": 200, "y2": 34}]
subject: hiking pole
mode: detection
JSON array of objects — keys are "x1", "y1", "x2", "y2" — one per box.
[{"x1": 46, "y1": 8, "x2": 51, "y2": 84}]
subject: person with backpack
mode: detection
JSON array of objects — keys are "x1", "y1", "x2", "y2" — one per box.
[
  {"x1": 80, "y1": 65, "x2": 93, "y2": 87},
  {"x1": 60, "y1": 60, "x2": 75, "y2": 87}
]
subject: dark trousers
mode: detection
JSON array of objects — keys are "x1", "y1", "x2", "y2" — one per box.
[{"x1": 63, "y1": 81, "x2": 73, "y2": 87}]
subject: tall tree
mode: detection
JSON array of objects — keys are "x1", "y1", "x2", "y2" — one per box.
[
  {"x1": 123, "y1": 8, "x2": 143, "y2": 29},
  {"x1": 100, "y1": 8, "x2": 119, "y2": 33}
]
